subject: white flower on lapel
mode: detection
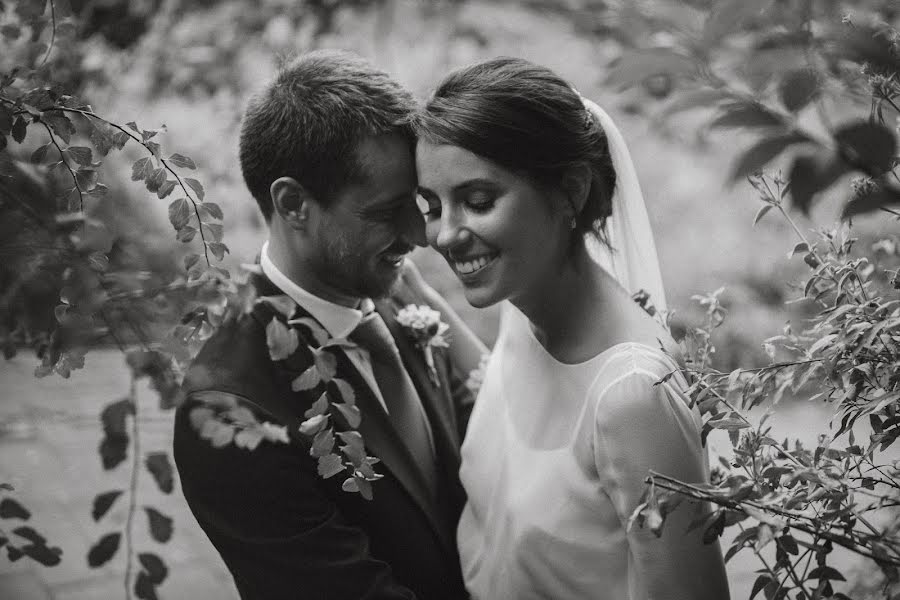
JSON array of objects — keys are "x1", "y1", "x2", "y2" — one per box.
[{"x1": 396, "y1": 304, "x2": 450, "y2": 388}]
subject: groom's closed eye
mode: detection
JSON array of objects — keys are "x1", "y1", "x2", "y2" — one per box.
[{"x1": 417, "y1": 190, "x2": 442, "y2": 218}]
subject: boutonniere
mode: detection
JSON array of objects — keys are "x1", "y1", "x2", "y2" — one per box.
[{"x1": 396, "y1": 304, "x2": 450, "y2": 388}]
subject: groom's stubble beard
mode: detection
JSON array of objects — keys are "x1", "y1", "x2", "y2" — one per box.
[{"x1": 314, "y1": 229, "x2": 398, "y2": 300}]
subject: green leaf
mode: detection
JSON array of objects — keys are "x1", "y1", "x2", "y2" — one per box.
[
  {"x1": 185, "y1": 177, "x2": 204, "y2": 200},
  {"x1": 131, "y1": 157, "x2": 153, "y2": 182},
  {"x1": 710, "y1": 102, "x2": 784, "y2": 130},
  {"x1": 288, "y1": 316, "x2": 329, "y2": 346},
  {"x1": 332, "y1": 378, "x2": 356, "y2": 406},
  {"x1": 207, "y1": 242, "x2": 228, "y2": 261},
  {"x1": 265, "y1": 317, "x2": 299, "y2": 361},
  {"x1": 0, "y1": 498, "x2": 31, "y2": 520},
  {"x1": 834, "y1": 121, "x2": 897, "y2": 173},
  {"x1": 657, "y1": 89, "x2": 734, "y2": 120},
  {"x1": 145, "y1": 168, "x2": 167, "y2": 193},
  {"x1": 44, "y1": 113, "x2": 74, "y2": 144},
  {"x1": 144, "y1": 507, "x2": 173, "y2": 543},
  {"x1": 91, "y1": 491, "x2": 122, "y2": 521},
  {"x1": 183, "y1": 253, "x2": 201, "y2": 272},
  {"x1": 75, "y1": 169, "x2": 98, "y2": 191},
  {"x1": 101, "y1": 398, "x2": 134, "y2": 439},
  {"x1": 167, "y1": 153, "x2": 196, "y2": 169},
  {"x1": 199, "y1": 202, "x2": 223, "y2": 220},
  {"x1": 11, "y1": 116, "x2": 26, "y2": 143},
  {"x1": 779, "y1": 68, "x2": 820, "y2": 112},
  {"x1": 335, "y1": 403, "x2": 362, "y2": 428},
  {"x1": 314, "y1": 350, "x2": 338, "y2": 383},
  {"x1": 808, "y1": 565, "x2": 845, "y2": 581},
  {"x1": 66, "y1": 146, "x2": 93, "y2": 166},
  {"x1": 31, "y1": 143, "x2": 50, "y2": 163},
  {"x1": 201, "y1": 222, "x2": 224, "y2": 242},
  {"x1": 156, "y1": 180, "x2": 176, "y2": 199},
  {"x1": 788, "y1": 242, "x2": 809, "y2": 258},
  {"x1": 99, "y1": 436, "x2": 128, "y2": 470},
  {"x1": 752, "y1": 204, "x2": 772, "y2": 227},
  {"x1": 168, "y1": 198, "x2": 191, "y2": 230},
  {"x1": 299, "y1": 413, "x2": 328, "y2": 436},
  {"x1": 1, "y1": 24, "x2": 21, "y2": 41},
  {"x1": 144, "y1": 452, "x2": 174, "y2": 494},
  {"x1": 310, "y1": 427, "x2": 335, "y2": 458},
  {"x1": 605, "y1": 49, "x2": 698, "y2": 90},
  {"x1": 0, "y1": 104, "x2": 13, "y2": 133},
  {"x1": 788, "y1": 154, "x2": 850, "y2": 215},
  {"x1": 137, "y1": 552, "x2": 168, "y2": 584},
  {"x1": 234, "y1": 427, "x2": 265, "y2": 450},
  {"x1": 750, "y1": 574, "x2": 773, "y2": 600},
  {"x1": 843, "y1": 185, "x2": 900, "y2": 219},
  {"x1": 836, "y1": 24, "x2": 900, "y2": 78},
  {"x1": 257, "y1": 295, "x2": 297, "y2": 318},
  {"x1": 303, "y1": 392, "x2": 330, "y2": 419},
  {"x1": 87, "y1": 532, "x2": 121, "y2": 568},
  {"x1": 176, "y1": 225, "x2": 196, "y2": 243},
  {"x1": 730, "y1": 132, "x2": 810, "y2": 182},
  {"x1": 703, "y1": 0, "x2": 770, "y2": 44},
  {"x1": 317, "y1": 453, "x2": 345, "y2": 478}
]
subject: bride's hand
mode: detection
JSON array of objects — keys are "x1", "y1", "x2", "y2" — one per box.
[{"x1": 400, "y1": 258, "x2": 440, "y2": 303}]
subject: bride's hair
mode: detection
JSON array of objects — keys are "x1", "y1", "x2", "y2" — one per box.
[{"x1": 413, "y1": 57, "x2": 616, "y2": 236}]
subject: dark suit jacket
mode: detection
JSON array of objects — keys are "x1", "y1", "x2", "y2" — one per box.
[{"x1": 174, "y1": 274, "x2": 474, "y2": 599}]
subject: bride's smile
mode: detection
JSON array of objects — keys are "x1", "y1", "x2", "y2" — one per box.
[{"x1": 416, "y1": 141, "x2": 570, "y2": 309}]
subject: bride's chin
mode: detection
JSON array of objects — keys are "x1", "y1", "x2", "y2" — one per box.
[{"x1": 461, "y1": 285, "x2": 503, "y2": 309}]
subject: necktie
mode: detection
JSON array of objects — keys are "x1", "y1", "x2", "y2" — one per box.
[{"x1": 351, "y1": 311, "x2": 437, "y2": 497}]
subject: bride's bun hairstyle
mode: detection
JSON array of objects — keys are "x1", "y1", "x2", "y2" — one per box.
[{"x1": 413, "y1": 57, "x2": 616, "y2": 235}]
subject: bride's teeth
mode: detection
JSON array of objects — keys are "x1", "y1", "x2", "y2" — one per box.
[{"x1": 454, "y1": 255, "x2": 494, "y2": 275}]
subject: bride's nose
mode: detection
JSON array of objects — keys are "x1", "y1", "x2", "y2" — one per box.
[{"x1": 433, "y1": 204, "x2": 471, "y2": 251}]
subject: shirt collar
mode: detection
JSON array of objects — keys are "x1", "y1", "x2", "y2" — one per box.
[{"x1": 260, "y1": 241, "x2": 374, "y2": 339}]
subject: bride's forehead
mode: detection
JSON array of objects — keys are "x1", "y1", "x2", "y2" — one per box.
[{"x1": 416, "y1": 142, "x2": 503, "y2": 181}]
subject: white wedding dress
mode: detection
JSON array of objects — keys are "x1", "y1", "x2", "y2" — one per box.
[
  {"x1": 455, "y1": 100, "x2": 728, "y2": 599},
  {"x1": 456, "y1": 305, "x2": 720, "y2": 600}
]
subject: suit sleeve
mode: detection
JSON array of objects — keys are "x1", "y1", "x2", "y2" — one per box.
[
  {"x1": 591, "y1": 370, "x2": 730, "y2": 600},
  {"x1": 174, "y1": 394, "x2": 417, "y2": 600}
]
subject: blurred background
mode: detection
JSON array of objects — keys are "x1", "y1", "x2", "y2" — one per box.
[{"x1": 1, "y1": 0, "x2": 898, "y2": 598}]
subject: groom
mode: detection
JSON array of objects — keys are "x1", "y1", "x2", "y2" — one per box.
[{"x1": 173, "y1": 50, "x2": 474, "y2": 599}]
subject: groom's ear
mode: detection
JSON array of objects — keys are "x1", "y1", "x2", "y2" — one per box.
[
  {"x1": 561, "y1": 164, "x2": 591, "y2": 217},
  {"x1": 271, "y1": 177, "x2": 313, "y2": 230}
]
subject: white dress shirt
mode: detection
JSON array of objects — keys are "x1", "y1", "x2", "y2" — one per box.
[{"x1": 260, "y1": 242, "x2": 388, "y2": 413}]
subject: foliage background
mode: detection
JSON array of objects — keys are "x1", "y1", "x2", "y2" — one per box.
[{"x1": 1, "y1": 0, "x2": 898, "y2": 598}]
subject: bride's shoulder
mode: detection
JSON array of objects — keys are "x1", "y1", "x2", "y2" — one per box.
[{"x1": 587, "y1": 342, "x2": 684, "y2": 403}]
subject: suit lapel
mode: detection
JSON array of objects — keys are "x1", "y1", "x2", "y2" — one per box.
[
  {"x1": 375, "y1": 300, "x2": 462, "y2": 470},
  {"x1": 251, "y1": 273, "x2": 457, "y2": 555}
]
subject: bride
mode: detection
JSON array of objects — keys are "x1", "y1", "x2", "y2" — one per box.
[{"x1": 410, "y1": 57, "x2": 730, "y2": 599}]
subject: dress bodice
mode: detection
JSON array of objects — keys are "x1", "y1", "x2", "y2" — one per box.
[{"x1": 457, "y1": 303, "x2": 727, "y2": 600}]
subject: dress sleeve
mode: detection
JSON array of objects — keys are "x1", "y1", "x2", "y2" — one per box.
[{"x1": 591, "y1": 366, "x2": 730, "y2": 600}]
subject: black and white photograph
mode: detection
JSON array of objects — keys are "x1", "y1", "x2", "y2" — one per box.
[{"x1": 1, "y1": 0, "x2": 899, "y2": 598}]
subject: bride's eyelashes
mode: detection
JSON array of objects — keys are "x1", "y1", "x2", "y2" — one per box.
[{"x1": 465, "y1": 189, "x2": 496, "y2": 213}]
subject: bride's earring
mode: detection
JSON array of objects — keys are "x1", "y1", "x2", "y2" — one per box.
[{"x1": 570, "y1": 215, "x2": 577, "y2": 230}]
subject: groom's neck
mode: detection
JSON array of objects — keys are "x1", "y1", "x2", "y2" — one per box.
[{"x1": 266, "y1": 235, "x2": 362, "y2": 309}]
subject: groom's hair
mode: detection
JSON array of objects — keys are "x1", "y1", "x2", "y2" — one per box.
[{"x1": 239, "y1": 50, "x2": 416, "y2": 221}]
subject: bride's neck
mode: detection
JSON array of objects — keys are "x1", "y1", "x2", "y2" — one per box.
[{"x1": 512, "y1": 243, "x2": 610, "y2": 355}]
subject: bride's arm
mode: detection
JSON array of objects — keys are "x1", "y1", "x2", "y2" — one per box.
[
  {"x1": 592, "y1": 368, "x2": 730, "y2": 600},
  {"x1": 400, "y1": 259, "x2": 489, "y2": 379}
]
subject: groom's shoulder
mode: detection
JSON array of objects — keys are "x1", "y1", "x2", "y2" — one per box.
[{"x1": 182, "y1": 309, "x2": 272, "y2": 394}]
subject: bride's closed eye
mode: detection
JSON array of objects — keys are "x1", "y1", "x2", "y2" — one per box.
[{"x1": 465, "y1": 189, "x2": 496, "y2": 213}]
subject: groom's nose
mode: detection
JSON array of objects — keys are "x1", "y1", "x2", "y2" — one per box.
[{"x1": 397, "y1": 199, "x2": 427, "y2": 247}]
